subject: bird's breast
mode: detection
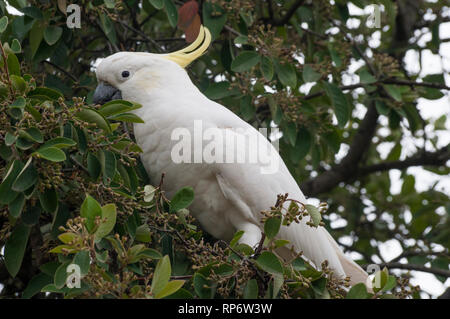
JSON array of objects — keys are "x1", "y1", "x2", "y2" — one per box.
[{"x1": 134, "y1": 120, "x2": 237, "y2": 241}]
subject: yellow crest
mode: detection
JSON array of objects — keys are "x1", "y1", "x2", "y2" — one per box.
[{"x1": 163, "y1": 25, "x2": 211, "y2": 68}]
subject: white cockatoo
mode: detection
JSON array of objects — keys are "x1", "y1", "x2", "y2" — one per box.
[{"x1": 93, "y1": 26, "x2": 368, "y2": 285}]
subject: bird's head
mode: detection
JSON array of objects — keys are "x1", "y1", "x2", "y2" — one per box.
[{"x1": 93, "y1": 26, "x2": 211, "y2": 105}]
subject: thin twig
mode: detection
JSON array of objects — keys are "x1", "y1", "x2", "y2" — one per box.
[
  {"x1": 118, "y1": 20, "x2": 164, "y2": 52},
  {"x1": 374, "y1": 262, "x2": 450, "y2": 278},
  {"x1": 42, "y1": 60, "x2": 78, "y2": 82}
]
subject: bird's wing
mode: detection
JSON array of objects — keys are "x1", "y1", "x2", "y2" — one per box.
[{"x1": 211, "y1": 126, "x2": 367, "y2": 283}]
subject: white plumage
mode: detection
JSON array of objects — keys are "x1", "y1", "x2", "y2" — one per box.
[{"x1": 93, "y1": 26, "x2": 368, "y2": 285}]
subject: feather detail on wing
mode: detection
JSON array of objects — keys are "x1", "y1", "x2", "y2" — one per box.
[{"x1": 210, "y1": 126, "x2": 368, "y2": 285}]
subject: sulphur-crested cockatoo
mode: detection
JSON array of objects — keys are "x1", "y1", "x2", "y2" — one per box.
[{"x1": 93, "y1": 26, "x2": 368, "y2": 285}]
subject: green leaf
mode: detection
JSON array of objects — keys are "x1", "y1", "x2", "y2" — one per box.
[
  {"x1": 383, "y1": 84, "x2": 402, "y2": 102},
  {"x1": 39, "y1": 187, "x2": 58, "y2": 213},
  {"x1": 323, "y1": 82, "x2": 350, "y2": 128},
  {"x1": 375, "y1": 100, "x2": 390, "y2": 116},
  {"x1": 5, "y1": 132, "x2": 16, "y2": 147},
  {"x1": 423, "y1": 87, "x2": 444, "y2": 100},
  {"x1": 0, "y1": 160, "x2": 23, "y2": 204},
  {"x1": 40, "y1": 261, "x2": 60, "y2": 277},
  {"x1": 34, "y1": 147, "x2": 66, "y2": 162},
  {"x1": 234, "y1": 35, "x2": 248, "y2": 44},
  {"x1": 40, "y1": 284, "x2": 64, "y2": 294},
  {"x1": 101, "y1": 150, "x2": 117, "y2": 182},
  {"x1": 28, "y1": 87, "x2": 64, "y2": 100},
  {"x1": 284, "y1": 122, "x2": 297, "y2": 146},
  {"x1": 164, "y1": 0, "x2": 178, "y2": 28},
  {"x1": 58, "y1": 232, "x2": 79, "y2": 244},
  {"x1": 11, "y1": 75, "x2": 27, "y2": 93},
  {"x1": 204, "y1": 81, "x2": 236, "y2": 100},
  {"x1": 4, "y1": 223, "x2": 31, "y2": 277},
  {"x1": 41, "y1": 137, "x2": 76, "y2": 149},
  {"x1": 155, "y1": 280, "x2": 185, "y2": 299},
  {"x1": 128, "y1": 244, "x2": 146, "y2": 263},
  {"x1": 44, "y1": 26, "x2": 63, "y2": 45},
  {"x1": 149, "y1": 0, "x2": 164, "y2": 10},
  {"x1": 230, "y1": 230, "x2": 244, "y2": 247},
  {"x1": 170, "y1": 187, "x2": 194, "y2": 212},
  {"x1": 275, "y1": 61, "x2": 297, "y2": 88},
  {"x1": 386, "y1": 143, "x2": 401, "y2": 161},
  {"x1": 7, "y1": 53, "x2": 20, "y2": 76},
  {"x1": 11, "y1": 39, "x2": 22, "y2": 53},
  {"x1": 136, "y1": 224, "x2": 152, "y2": 243},
  {"x1": 255, "y1": 251, "x2": 283, "y2": 275},
  {"x1": 9, "y1": 193, "x2": 25, "y2": 218},
  {"x1": 95, "y1": 204, "x2": 117, "y2": 240},
  {"x1": 264, "y1": 217, "x2": 281, "y2": 239},
  {"x1": 273, "y1": 273, "x2": 284, "y2": 298},
  {"x1": 108, "y1": 113, "x2": 145, "y2": 123},
  {"x1": 305, "y1": 204, "x2": 321, "y2": 227},
  {"x1": 401, "y1": 175, "x2": 415, "y2": 195},
  {"x1": 239, "y1": 10, "x2": 253, "y2": 26},
  {"x1": 243, "y1": 279, "x2": 258, "y2": 299},
  {"x1": 22, "y1": 273, "x2": 53, "y2": 299},
  {"x1": 260, "y1": 56, "x2": 274, "y2": 81},
  {"x1": 0, "y1": 16, "x2": 8, "y2": 33},
  {"x1": 29, "y1": 22, "x2": 44, "y2": 58},
  {"x1": 302, "y1": 64, "x2": 321, "y2": 83},
  {"x1": 235, "y1": 243, "x2": 254, "y2": 256},
  {"x1": 22, "y1": 127, "x2": 43, "y2": 143},
  {"x1": 98, "y1": 100, "x2": 135, "y2": 116},
  {"x1": 346, "y1": 282, "x2": 369, "y2": 299},
  {"x1": 328, "y1": 44, "x2": 342, "y2": 67},
  {"x1": 12, "y1": 158, "x2": 38, "y2": 192},
  {"x1": 373, "y1": 268, "x2": 389, "y2": 292},
  {"x1": 104, "y1": 0, "x2": 116, "y2": 9},
  {"x1": 381, "y1": 275, "x2": 397, "y2": 292},
  {"x1": 138, "y1": 248, "x2": 162, "y2": 259},
  {"x1": 202, "y1": 2, "x2": 227, "y2": 41},
  {"x1": 20, "y1": 6, "x2": 43, "y2": 19},
  {"x1": 80, "y1": 194, "x2": 102, "y2": 233},
  {"x1": 193, "y1": 272, "x2": 211, "y2": 298},
  {"x1": 8, "y1": 97, "x2": 26, "y2": 119},
  {"x1": 323, "y1": 129, "x2": 341, "y2": 153},
  {"x1": 87, "y1": 153, "x2": 101, "y2": 180},
  {"x1": 99, "y1": 13, "x2": 117, "y2": 45},
  {"x1": 151, "y1": 255, "x2": 172, "y2": 296},
  {"x1": 231, "y1": 51, "x2": 261, "y2": 72},
  {"x1": 76, "y1": 108, "x2": 111, "y2": 133},
  {"x1": 73, "y1": 250, "x2": 90, "y2": 276},
  {"x1": 54, "y1": 261, "x2": 71, "y2": 289},
  {"x1": 22, "y1": 206, "x2": 41, "y2": 226},
  {"x1": 358, "y1": 69, "x2": 377, "y2": 84},
  {"x1": 15, "y1": 137, "x2": 34, "y2": 150},
  {"x1": 423, "y1": 73, "x2": 445, "y2": 85},
  {"x1": 434, "y1": 115, "x2": 447, "y2": 131},
  {"x1": 240, "y1": 95, "x2": 255, "y2": 121}
]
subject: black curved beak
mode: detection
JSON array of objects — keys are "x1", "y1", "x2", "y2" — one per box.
[{"x1": 92, "y1": 82, "x2": 122, "y2": 105}]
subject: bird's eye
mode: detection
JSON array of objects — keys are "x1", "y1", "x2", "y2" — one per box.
[{"x1": 122, "y1": 71, "x2": 130, "y2": 78}]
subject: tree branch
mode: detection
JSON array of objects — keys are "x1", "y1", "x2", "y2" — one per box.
[
  {"x1": 377, "y1": 262, "x2": 450, "y2": 278},
  {"x1": 302, "y1": 79, "x2": 450, "y2": 101},
  {"x1": 382, "y1": 78, "x2": 450, "y2": 91},
  {"x1": 359, "y1": 145, "x2": 450, "y2": 176},
  {"x1": 42, "y1": 60, "x2": 78, "y2": 83},
  {"x1": 263, "y1": 0, "x2": 305, "y2": 26},
  {"x1": 301, "y1": 104, "x2": 379, "y2": 197},
  {"x1": 117, "y1": 20, "x2": 164, "y2": 53}
]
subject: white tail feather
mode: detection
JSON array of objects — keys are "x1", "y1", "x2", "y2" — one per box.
[{"x1": 276, "y1": 221, "x2": 368, "y2": 286}]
